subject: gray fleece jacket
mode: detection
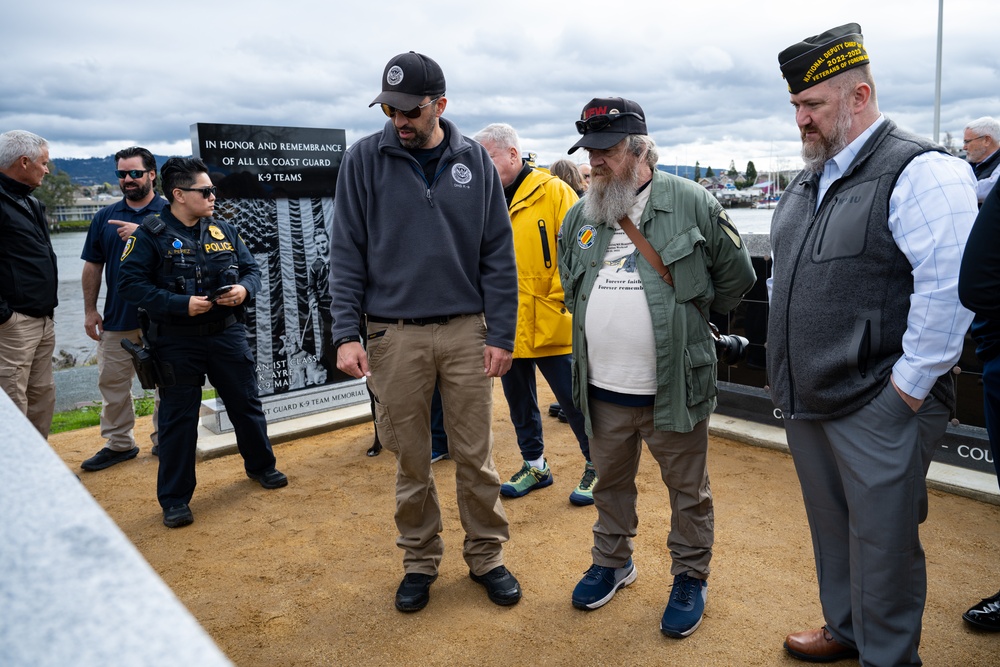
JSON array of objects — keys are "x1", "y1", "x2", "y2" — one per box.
[{"x1": 328, "y1": 117, "x2": 518, "y2": 350}]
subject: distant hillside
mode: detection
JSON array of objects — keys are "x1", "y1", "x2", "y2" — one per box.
[
  {"x1": 56, "y1": 155, "x2": 698, "y2": 186},
  {"x1": 658, "y1": 164, "x2": 696, "y2": 180},
  {"x1": 52, "y1": 155, "x2": 176, "y2": 185}
]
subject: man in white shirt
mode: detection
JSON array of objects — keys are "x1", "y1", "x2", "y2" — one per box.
[
  {"x1": 963, "y1": 116, "x2": 1000, "y2": 204},
  {"x1": 558, "y1": 97, "x2": 755, "y2": 639},
  {"x1": 768, "y1": 23, "x2": 978, "y2": 665}
]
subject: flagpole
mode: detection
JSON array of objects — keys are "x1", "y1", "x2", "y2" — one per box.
[{"x1": 934, "y1": 0, "x2": 943, "y2": 142}]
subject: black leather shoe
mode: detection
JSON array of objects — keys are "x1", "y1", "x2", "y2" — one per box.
[
  {"x1": 81, "y1": 446, "x2": 139, "y2": 471},
  {"x1": 548, "y1": 403, "x2": 562, "y2": 417},
  {"x1": 964, "y1": 590, "x2": 1000, "y2": 630},
  {"x1": 247, "y1": 468, "x2": 288, "y2": 489},
  {"x1": 163, "y1": 504, "x2": 194, "y2": 528},
  {"x1": 470, "y1": 565, "x2": 522, "y2": 606},
  {"x1": 395, "y1": 573, "x2": 437, "y2": 612}
]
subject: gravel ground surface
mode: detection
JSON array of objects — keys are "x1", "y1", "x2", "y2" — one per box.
[{"x1": 52, "y1": 381, "x2": 1000, "y2": 666}]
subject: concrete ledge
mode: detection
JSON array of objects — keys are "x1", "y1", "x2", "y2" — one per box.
[
  {"x1": 195, "y1": 401, "x2": 371, "y2": 460},
  {"x1": 0, "y1": 393, "x2": 232, "y2": 667},
  {"x1": 709, "y1": 413, "x2": 1000, "y2": 506}
]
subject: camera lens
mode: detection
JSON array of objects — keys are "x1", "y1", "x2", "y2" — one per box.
[{"x1": 715, "y1": 334, "x2": 750, "y2": 366}]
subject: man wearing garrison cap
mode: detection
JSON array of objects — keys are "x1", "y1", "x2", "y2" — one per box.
[{"x1": 767, "y1": 23, "x2": 979, "y2": 665}]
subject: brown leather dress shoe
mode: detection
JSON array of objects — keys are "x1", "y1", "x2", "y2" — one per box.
[{"x1": 784, "y1": 626, "x2": 859, "y2": 662}]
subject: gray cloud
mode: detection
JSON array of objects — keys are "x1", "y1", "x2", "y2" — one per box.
[{"x1": 1, "y1": 0, "x2": 996, "y2": 172}]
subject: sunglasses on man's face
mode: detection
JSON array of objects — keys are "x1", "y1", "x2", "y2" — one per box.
[
  {"x1": 115, "y1": 169, "x2": 149, "y2": 179},
  {"x1": 575, "y1": 112, "x2": 644, "y2": 135},
  {"x1": 176, "y1": 186, "x2": 217, "y2": 199},
  {"x1": 380, "y1": 97, "x2": 438, "y2": 119}
]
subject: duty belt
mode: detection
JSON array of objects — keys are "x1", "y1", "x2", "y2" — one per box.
[
  {"x1": 366, "y1": 314, "x2": 459, "y2": 326},
  {"x1": 153, "y1": 313, "x2": 237, "y2": 337}
]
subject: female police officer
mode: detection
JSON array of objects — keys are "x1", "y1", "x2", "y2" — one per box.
[{"x1": 118, "y1": 157, "x2": 287, "y2": 528}]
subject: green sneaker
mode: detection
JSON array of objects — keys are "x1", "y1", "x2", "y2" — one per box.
[
  {"x1": 569, "y1": 462, "x2": 598, "y2": 506},
  {"x1": 500, "y1": 460, "x2": 553, "y2": 498}
]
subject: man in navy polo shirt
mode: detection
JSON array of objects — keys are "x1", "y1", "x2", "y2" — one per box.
[{"x1": 80, "y1": 146, "x2": 165, "y2": 471}]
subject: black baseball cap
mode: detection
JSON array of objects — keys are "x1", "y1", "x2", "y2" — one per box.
[
  {"x1": 568, "y1": 97, "x2": 647, "y2": 154},
  {"x1": 369, "y1": 51, "x2": 446, "y2": 111}
]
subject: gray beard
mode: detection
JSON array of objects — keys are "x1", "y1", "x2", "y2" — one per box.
[
  {"x1": 583, "y1": 167, "x2": 641, "y2": 226},
  {"x1": 801, "y1": 104, "x2": 854, "y2": 174}
]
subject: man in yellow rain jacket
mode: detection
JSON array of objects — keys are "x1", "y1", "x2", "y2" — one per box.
[{"x1": 475, "y1": 123, "x2": 595, "y2": 506}]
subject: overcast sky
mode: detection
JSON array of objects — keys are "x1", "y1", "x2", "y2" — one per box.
[{"x1": 2, "y1": 1, "x2": 996, "y2": 173}]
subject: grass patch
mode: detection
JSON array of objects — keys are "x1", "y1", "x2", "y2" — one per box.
[
  {"x1": 50, "y1": 388, "x2": 217, "y2": 434},
  {"x1": 50, "y1": 402, "x2": 103, "y2": 434},
  {"x1": 53, "y1": 220, "x2": 92, "y2": 232}
]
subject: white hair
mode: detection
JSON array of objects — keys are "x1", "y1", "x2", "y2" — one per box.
[
  {"x1": 966, "y1": 117, "x2": 1000, "y2": 142},
  {"x1": 473, "y1": 123, "x2": 520, "y2": 153},
  {"x1": 0, "y1": 130, "x2": 48, "y2": 170}
]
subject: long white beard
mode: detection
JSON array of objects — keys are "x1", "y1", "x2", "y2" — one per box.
[{"x1": 584, "y1": 166, "x2": 641, "y2": 226}]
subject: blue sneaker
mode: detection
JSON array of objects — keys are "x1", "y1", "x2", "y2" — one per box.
[
  {"x1": 571, "y1": 558, "x2": 637, "y2": 610},
  {"x1": 430, "y1": 451, "x2": 450, "y2": 464},
  {"x1": 660, "y1": 572, "x2": 707, "y2": 638}
]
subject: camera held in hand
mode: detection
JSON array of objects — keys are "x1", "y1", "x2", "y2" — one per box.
[{"x1": 710, "y1": 323, "x2": 749, "y2": 366}]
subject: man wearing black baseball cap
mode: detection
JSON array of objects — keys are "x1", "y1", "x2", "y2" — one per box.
[
  {"x1": 329, "y1": 51, "x2": 521, "y2": 613},
  {"x1": 558, "y1": 97, "x2": 755, "y2": 638},
  {"x1": 768, "y1": 23, "x2": 978, "y2": 664}
]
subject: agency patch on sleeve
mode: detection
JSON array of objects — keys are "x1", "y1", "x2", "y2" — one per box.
[
  {"x1": 121, "y1": 236, "x2": 136, "y2": 261},
  {"x1": 717, "y1": 210, "x2": 742, "y2": 248}
]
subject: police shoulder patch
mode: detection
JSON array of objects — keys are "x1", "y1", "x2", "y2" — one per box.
[
  {"x1": 717, "y1": 210, "x2": 742, "y2": 248},
  {"x1": 121, "y1": 236, "x2": 136, "y2": 261}
]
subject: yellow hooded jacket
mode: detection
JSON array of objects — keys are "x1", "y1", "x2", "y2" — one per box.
[{"x1": 508, "y1": 168, "x2": 579, "y2": 358}]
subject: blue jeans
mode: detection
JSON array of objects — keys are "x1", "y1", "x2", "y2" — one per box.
[{"x1": 500, "y1": 354, "x2": 589, "y2": 462}]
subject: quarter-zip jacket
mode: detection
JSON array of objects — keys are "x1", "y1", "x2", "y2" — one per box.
[{"x1": 329, "y1": 118, "x2": 518, "y2": 351}]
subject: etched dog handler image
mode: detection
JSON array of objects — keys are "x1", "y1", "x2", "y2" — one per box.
[{"x1": 767, "y1": 23, "x2": 978, "y2": 665}]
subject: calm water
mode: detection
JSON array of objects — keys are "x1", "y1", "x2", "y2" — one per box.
[
  {"x1": 52, "y1": 231, "x2": 103, "y2": 366},
  {"x1": 726, "y1": 206, "x2": 774, "y2": 235},
  {"x1": 49, "y1": 207, "x2": 776, "y2": 367}
]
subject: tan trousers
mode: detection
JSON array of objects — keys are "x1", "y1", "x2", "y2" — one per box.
[
  {"x1": 366, "y1": 313, "x2": 509, "y2": 577},
  {"x1": 97, "y1": 329, "x2": 159, "y2": 450},
  {"x1": 0, "y1": 313, "x2": 56, "y2": 439},
  {"x1": 588, "y1": 399, "x2": 713, "y2": 579}
]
